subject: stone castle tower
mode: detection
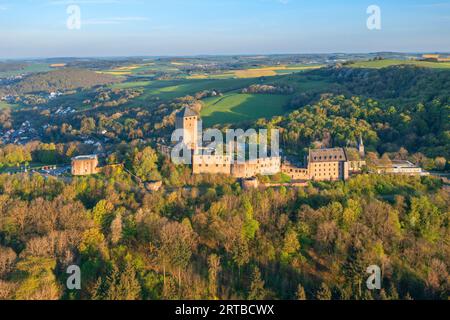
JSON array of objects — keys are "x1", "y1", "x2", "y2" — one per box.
[
  {"x1": 175, "y1": 107, "x2": 199, "y2": 151},
  {"x1": 358, "y1": 135, "x2": 365, "y2": 158}
]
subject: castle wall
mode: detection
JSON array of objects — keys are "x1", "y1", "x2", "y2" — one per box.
[
  {"x1": 192, "y1": 154, "x2": 232, "y2": 175},
  {"x1": 231, "y1": 157, "x2": 281, "y2": 178},
  {"x1": 281, "y1": 163, "x2": 309, "y2": 180}
]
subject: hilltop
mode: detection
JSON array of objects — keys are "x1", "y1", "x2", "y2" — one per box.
[{"x1": 1, "y1": 69, "x2": 121, "y2": 95}]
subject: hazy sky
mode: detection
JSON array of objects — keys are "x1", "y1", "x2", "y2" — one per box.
[{"x1": 0, "y1": 0, "x2": 449, "y2": 58}]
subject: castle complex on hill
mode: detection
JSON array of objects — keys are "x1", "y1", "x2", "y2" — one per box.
[
  {"x1": 175, "y1": 107, "x2": 366, "y2": 182},
  {"x1": 71, "y1": 107, "x2": 429, "y2": 183}
]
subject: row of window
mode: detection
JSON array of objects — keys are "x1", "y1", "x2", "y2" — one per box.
[
  {"x1": 315, "y1": 168, "x2": 338, "y2": 172},
  {"x1": 288, "y1": 169, "x2": 307, "y2": 173},
  {"x1": 313, "y1": 155, "x2": 343, "y2": 161},
  {"x1": 313, "y1": 163, "x2": 338, "y2": 167},
  {"x1": 314, "y1": 172, "x2": 339, "y2": 177},
  {"x1": 197, "y1": 164, "x2": 228, "y2": 168}
]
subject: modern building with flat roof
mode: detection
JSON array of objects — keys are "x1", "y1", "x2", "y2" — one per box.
[{"x1": 375, "y1": 160, "x2": 429, "y2": 176}]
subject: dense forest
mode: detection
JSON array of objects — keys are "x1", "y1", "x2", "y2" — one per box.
[
  {"x1": 254, "y1": 94, "x2": 449, "y2": 162},
  {"x1": 0, "y1": 152, "x2": 448, "y2": 300},
  {"x1": 328, "y1": 66, "x2": 450, "y2": 105}
]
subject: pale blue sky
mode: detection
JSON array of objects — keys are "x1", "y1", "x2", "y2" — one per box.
[{"x1": 0, "y1": 0, "x2": 449, "y2": 58}]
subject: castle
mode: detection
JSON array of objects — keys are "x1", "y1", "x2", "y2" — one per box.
[
  {"x1": 69, "y1": 108, "x2": 431, "y2": 183},
  {"x1": 175, "y1": 107, "x2": 366, "y2": 182},
  {"x1": 175, "y1": 108, "x2": 282, "y2": 179}
]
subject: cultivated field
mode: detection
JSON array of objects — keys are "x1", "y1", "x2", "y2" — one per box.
[
  {"x1": 348, "y1": 59, "x2": 450, "y2": 69},
  {"x1": 98, "y1": 63, "x2": 156, "y2": 76},
  {"x1": 188, "y1": 64, "x2": 323, "y2": 79}
]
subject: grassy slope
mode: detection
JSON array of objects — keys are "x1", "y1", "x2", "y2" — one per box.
[
  {"x1": 200, "y1": 93, "x2": 291, "y2": 126},
  {"x1": 348, "y1": 59, "x2": 450, "y2": 69},
  {"x1": 109, "y1": 71, "x2": 330, "y2": 125},
  {"x1": 112, "y1": 78, "x2": 257, "y2": 102}
]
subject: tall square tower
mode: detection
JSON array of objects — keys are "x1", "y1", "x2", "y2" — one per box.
[{"x1": 175, "y1": 107, "x2": 199, "y2": 151}]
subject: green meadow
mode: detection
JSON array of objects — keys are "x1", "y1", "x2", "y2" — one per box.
[
  {"x1": 112, "y1": 78, "x2": 256, "y2": 102},
  {"x1": 348, "y1": 59, "x2": 450, "y2": 69},
  {"x1": 200, "y1": 93, "x2": 291, "y2": 126},
  {"x1": 0, "y1": 101, "x2": 18, "y2": 110}
]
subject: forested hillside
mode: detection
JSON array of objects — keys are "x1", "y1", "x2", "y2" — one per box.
[
  {"x1": 0, "y1": 69, "x2": 121, "y2": 95},
  {"x1": 328, "y1": 66, "x2": 450, "y2": 104},
  {"x1": 0, "y1": 162, "x2": 448, "y2": 300},
  {"x1": 255, "y1": 94, "x2": 449, "y2": 160}
]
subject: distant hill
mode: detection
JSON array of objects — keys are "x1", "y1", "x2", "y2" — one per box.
[
  {"x1": 1, "y1": 69, "x2": 122, "y2": 95},
  {"x1": 0, "y1": 62, "x2": 28, "y2": 73}
]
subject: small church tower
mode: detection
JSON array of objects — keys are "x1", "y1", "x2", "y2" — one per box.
[
  {"x1": 175, "y1": 107, "x2": 199, "y2": 151},
  {"x1": 358, "y1": 135, "x2": 365, "y2": 158}
]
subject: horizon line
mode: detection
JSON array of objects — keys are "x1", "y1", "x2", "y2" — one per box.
[{"x1": 1, "y1": 51, "x2": 450, "y2": 61}]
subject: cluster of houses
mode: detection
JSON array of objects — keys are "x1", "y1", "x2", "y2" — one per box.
[
  {"x1": 0, "y1": 75, "x2": 24, "y2": 86},
  {"x1": 0, "y1": 121, "x2": 39, "y2": 145},
  {"x1": 54, "y1": 106, "x2": 76, "y2": 115},
  {"x1": 1, "y1": 95, "x2": 17, "y2": 103},
  {"x1": 48, "y1": 92, "x2": 63, "y2": 100}
]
